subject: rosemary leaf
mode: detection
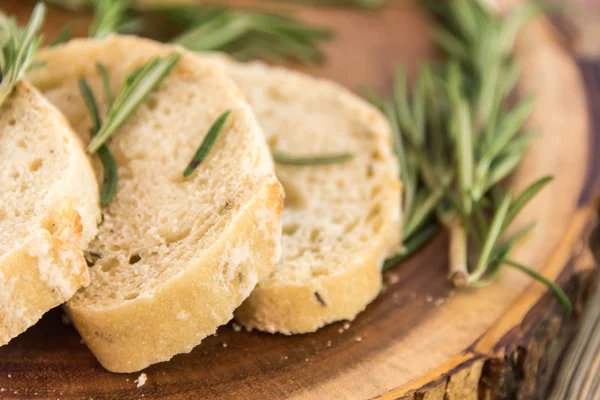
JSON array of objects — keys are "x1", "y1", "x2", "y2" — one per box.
[
  {"x1": 484, "y1": 95, "x2": 535, "y2": 161},
  {"x1": 431, "y1": 27, "x2": 468, "y2": 61},
  {"x1": 90, "y1": 0, "x2": 140, "y2": 39},
  {"x1": 96, "y1": 62, "x2": 114, "y2": 107},
  {"x1": 0, "y1": 3, "x2": 45, "y2": 106},
  {"x1": 468, "y1": 190, "x2": 512, "y2": 283},
  {"x1": 183, "y1": 110, "x2": 231, "y2": 177},
  {"x1": 78, "y1": 78, "x2": 101, "y2": 133},
  {"x1": 502, "y1": 176, "x2": 553, "y2": 231},
  {"x1": 504, "y1": 259, "x2": 572, "y2": 313},
  {"x1": 97, "y1": 146, "x2": 118, "y2": 207},
  {"x1": 78, "y1": 77, "x2": 119, "y2": 207},
  {"x1": 168, "y1": 6, "x2": 332, "y2": 64},
  {"x1": 272, "y1": 151, "x2": 354, "y2": 165},
  {"x1": 88, "y1": 53, "x2": 180, "y2": 153}
]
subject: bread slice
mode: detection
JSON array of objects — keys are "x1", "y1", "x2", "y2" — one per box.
[
  {"x1": 0, "y1": 81, "x2": 100, "y2": 346},
  {"x1": 200, "y1": 55, "x2": 401, "y2": 334},
  {"x1": 28, "y1": 36, "x2": 283, "y2": 373}
]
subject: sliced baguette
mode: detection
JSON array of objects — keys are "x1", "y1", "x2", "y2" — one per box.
[
  {"x1": 29, "y1": 36, "x2": 283, "y2": 373},
  {"x1": 0, "y1": 81, "x2": 100, "y2": 346},
  {"x1": 201, "y1": 55, "x2": 401, "y2": 334}
]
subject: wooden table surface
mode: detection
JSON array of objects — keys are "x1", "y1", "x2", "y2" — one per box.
[{"x1": 0, "y1": 1, "x2": 598, "y2": 399}]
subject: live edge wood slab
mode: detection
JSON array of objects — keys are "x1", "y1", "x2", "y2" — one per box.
[{"x1": 0, "y1": 1, "x2": 598, "y2": 399}]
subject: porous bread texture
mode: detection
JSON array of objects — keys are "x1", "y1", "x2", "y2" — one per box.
[
  {"x1": 29, "y1": 36, "x2": 283, "y2": 372},
  {"x1": 0, "y1": 81, "x2": 99, "y2": 346},
  {"x1": 201, "y1": 55, "x2": 402, "y2": 334}
]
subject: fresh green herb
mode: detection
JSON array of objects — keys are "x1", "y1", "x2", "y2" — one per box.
[
  {"x1": 79, "y1": 55, "x2": 179, "y2": 205},
  {"x1": 87, "y1": 53, "x2": 180, "y2": 153},
  {"x1": 273, "y1": 151, "x2": 354, "y2": 165},
  {"x1": 382, "y1": 221, "x2": 438, "y2": 270},
  {"x1": 96, "y1": 62, "x2": 113, "y2": 107},
  {"x1": 166, "y1": 7, "x2": 333, "y2": 64},
  {"x1": 0, "y1": 3, "x2": 45, "y2": 106},
  {"x1": 50, "y1": 24, "x2": 72, "y2": 46},
  {"x1": 369, "y1": 0, "x2": 570, "y2": 310},
  {"x1": 49, "y1": 1, "x2": 332, "y2": 64},
  {"x1": 89, "y1": 0, "x2": 141, "y2": 39},
  {"x1": 183, "y1": 110, "x2": 232, "y2": 178},
  {"x1": 362, "y1": 65, "x2": 450, "y2": 264},
  {"x1": 78, "y1": 74, "x2": 118, "y2": 207},
  {"x1": 504, "y1": 259, "x2": 572, "y2": 313}
]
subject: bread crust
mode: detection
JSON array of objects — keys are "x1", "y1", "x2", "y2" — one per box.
[
  {"x1": 66, "y1": 176, "x2": 282, "y2": 372},
  {"x1": 0, "y1": 201, "x2": 89, "y2": 346}
]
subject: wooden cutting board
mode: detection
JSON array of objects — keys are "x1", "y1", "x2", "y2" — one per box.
[{"x1": 0, "y1": 1, "x2": 598, "y2": 399}]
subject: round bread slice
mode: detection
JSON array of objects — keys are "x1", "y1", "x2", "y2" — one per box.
[
  {"x1": 28, "y1": 36, "x2": 283, "y2": 373},
  {"x1": 0, "y1": 81, "x2": 100, "y2": 346},
  {"x1": 201, "y1": 55, "x2": 401, "y2": 334}
]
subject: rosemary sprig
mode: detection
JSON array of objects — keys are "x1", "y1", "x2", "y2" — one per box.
[
  {"x1": 183, "y1": 110, "x2": 231, "y2": 178},
  {"x1": 87, "y1": 53, "x2": 180, "y2": 153},
  {"x1": 166, "y1": 6, "x2": 333, "y2": 64},
  {"x1": 272, "y1": 151, "x2": 354, "y2": 165},
  {"x1": 78, "y1": 76, "x2": 118, "y2": 207},
  {"x1": 364, "y1": 65, "x2": 449, "y2": 262},
  {"x1": 49, "y1": 1, "x2": 332, "y2": 64},
  {"x1": 0, "y1": 3, "x2": 45, "y2": 106},
  {"x1": 369, "y1": 0, "x2": 570, "y2": 309},
  {"x1": 89, "y1": 0, "x2": 141, "y2": 39},
  {"x1": 79, "y1": 55, "x2": 179, "y2": 205}
]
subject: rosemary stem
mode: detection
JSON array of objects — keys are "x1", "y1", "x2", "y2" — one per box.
[{"x1": 449, "y1": 218, "x2": 469, "y2": 287}]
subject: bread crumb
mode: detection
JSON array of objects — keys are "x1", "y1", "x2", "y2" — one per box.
[
  {"x1": 7, "y1": 374, "x2": 11, "y2": 378},
  {"x1": 135, "y1": 373, "x2": 147, "y2": 388},
  {"x1": 282, "y1": 356, "x2": 288, "y2": 361},
  {"x1": 305, "y1": 358, "x2": 309, "y2": 362},
  {"x1": 386, "y1": 273, "x2": 400, "y2": 285},
  {"x1": 326, "y1": 340, "x2": 332, "y2": 347},
  {"x1": 61, "y1": 314, "x2": 71, "y2": 325},
  {"x1": 0, "y1": 388, "x2": 5, "y2": 392},
  {"x1": 213, "y1": 332, "x2": 219, "y2": 337},
  {"x1": 355, "y1": 336, "x2": 362, "y2": 342},
  {"x1": 338, "y1": 328, "x2": 344, "y2": 334},
  {"x1": 343, "y1": 322, "x2": 351, "y2": 330},
  {"x1": 434, "y1": 298, "x2": 445, "y2": 307},
  {"x1": 232, "y1": 322, "x2": 242, "y2": 332},
  {"x1": 425, "y1": 295, "x2": 433, "y2": 303},
  {"x1": 222, "y1": 342, "x2": 228, "y2": 348}
]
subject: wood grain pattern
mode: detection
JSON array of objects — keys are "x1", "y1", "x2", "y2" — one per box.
[{"x1": 0, "y1": 1, "x2": 597, "y2": 399}]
